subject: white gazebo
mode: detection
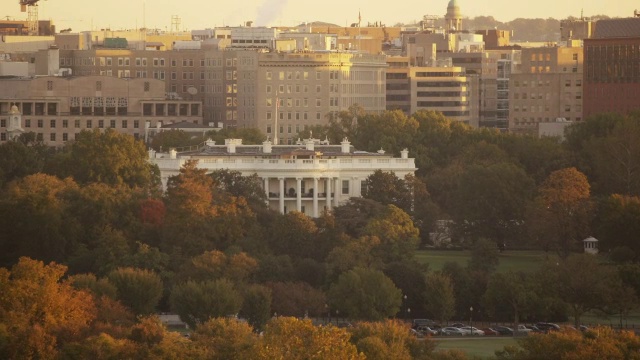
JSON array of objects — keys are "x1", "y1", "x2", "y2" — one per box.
[{"x1": 583, "y1": 236, "x2": 599, "y2": 255}]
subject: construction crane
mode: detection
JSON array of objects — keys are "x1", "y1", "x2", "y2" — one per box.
[{"x1": 19, "y1": 0, "x2": 41, "y2": 35}]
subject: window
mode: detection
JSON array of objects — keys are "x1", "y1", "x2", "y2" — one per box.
[
  {"x1": 122, "y1": 120, "x2": 128, "y2": 128},
  {"x1": 0, "y1": 119, "x2": 5, "y2": 127},
  {"x1": 98, "y1": 120, "x2": 104, "y2": 128},
  {"x1": 134, "y1": 120, "x2": 140, "y2": 128},
  {"x1": 342, "y1": 180, "x2": 349, "y2": 195},
  {"x1": 37, "y1": 119, "x2": 43, "y2": 128},
  {"x1": 50, "y1": 133, "x2": 56, "y2": 141},
  {"x1": 47, "y1": 81, "x2": 53, "y2": 90},
  {"x1": 266, "y1": 71, "x2": 272, "y2": 80},
  {"x1": 62, "y1": 120, "x2": 68, "y2": 128},
  {"x1": 62, "y1": 133, "x2": 68, "y2": 142},
  {"x1": 50, "y1": 119, "x2": 56, "y2": 128},
  {"x1": 86, "y1": 120, "x2": 92, "y2": 128},
  {"x1": 110, "y1": 120, "x2": 116, "y2": 128},
  {"x1": 25, "y1": 119, "x2": 31, "y2": 128}
]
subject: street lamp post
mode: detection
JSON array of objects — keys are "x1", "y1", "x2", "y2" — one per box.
[
  {"x1": 403, "y1": 295, "x2": 408, "y2": 322},
  {"x1": 470, "y1": 306, "x2": 474, "y2": 335}
]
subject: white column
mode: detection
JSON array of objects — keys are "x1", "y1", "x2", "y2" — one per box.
[
  {"x1": 296, "y1": 177, "x2": 302, "y2": 212},
  {"x1": 352, "y1": 177, "x2": 359, "y2": 197},
  {"x1": 279, "y1": 177, "x2": 285, "y2": 214},
  {"x1": 264, "y1": 177, "x2": 270, "y2": 206},
  {"x1": 313, "y1": 177, "x2": 319, "y2": 217},
  {"x1": 334, "y1": 178, "x2": 341, "y2": 207},
  {"x1": 326, "y1": 177, "x2": 332, "y2": 210}
]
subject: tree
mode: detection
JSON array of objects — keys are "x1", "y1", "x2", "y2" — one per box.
[
  {"x1": 0, "y1": 257, "x2": 96, "y2": 360},
  {"x1": 0, "y1": 138, "x2": 47, "y2": 187},
  {"x1": 267, "y1": 211, "x2": 320, "y2": 260},
  {"x1": 178, "y1": 250, "x2": 258, "y2": 284},
  {"x1": 150, "y1": 129, "x2": 202, "y2": 151},
  {"x1": 592, "y1": 194, "x2": 640, "y2": 260},
  {"x1": 239, "y1": 284, "x2": 272, "y2": 331},
  {"x1": 206, "y1": 127, "x2": 265, "y2": 145},
  {"x1": 383, "y1": 262, "x2": 428, "y2": 319},
  {"x1": 0, "y1": 174, "x2": 80, "y2": 265},
  {"x1": 170, "y1": 278, "x2": 242, "y2": 328},
  {"x1": 483, "y1": 271, "x2": 536, "y2": 327},
  {"x1": 528, "y1": 167, "x2": 593, "y2": 258},
  {"x1": 362, "y1": 170, "x2": 412, "y2": 211},
  {"x1": 468, "y1": 238, "x2": 500, "y2": 273},
  {"x1": 348, "y1": 320, "x2": 436, "y2": 360},
  {"x1": 451, "y1": 162, "x2": 535, "y2": 245},
  {"x1": 543, "y1": 254, "x2": 620, "y2": 327},
  {"x1": 52, "y1": 128, "x2": 156, "y2": 188},
  {"x1": 266, "y1": 281, "x2": 326, "y2": 318},
  {"x1": 209, "y1": 169, "x2": 267, "y2": 209},
  {"x1": 107, "y1": 267, "x2": 163, "y2": 315},
  {"x1": 191, "y1": 317, "x2": 258, "y2": 360},
  {"x1": 364, "y1": 204, "x2": 420, "y2": 263},
  {"x1": 255, "y1": 317, "x2": 364, "y2": 360},
  {"x1": 328, "y1": 267, "x2": 402, "y2": 321},
  {"x1": 424, "y1": 272, "x2": 456, "y2": 324}
]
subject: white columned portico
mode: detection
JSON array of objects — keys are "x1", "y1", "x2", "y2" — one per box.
[
  {"x1": 326, "y1": 177, "x2": 332, "y2": 210},
  {"x1": 278, "y1": 177, "x2": 285, "y2": 213},
  {"x1": 313, "y1": 177, "x2": 319, "y2": 217},
  {"x1": 334, "y1": 178, "x2": 340, "y2": 207},
  {"x1": 296, "y1": 177, "x2": 302, "y2": 212},
  {"x1": 263, "y1": 177, "x2": 270, "y2": 205}
]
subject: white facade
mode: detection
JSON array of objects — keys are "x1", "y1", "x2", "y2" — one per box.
[{"x1": 150, "y1": 138, "x2": 417, "y2": 217}]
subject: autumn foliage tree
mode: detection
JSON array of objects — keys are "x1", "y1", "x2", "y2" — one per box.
[{"x1": 0, "y1": 257, "x2": 96, "y2": 360}]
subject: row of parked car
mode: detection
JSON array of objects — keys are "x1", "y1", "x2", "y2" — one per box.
[{"x1": 410, "y1": 320, "x2": 585, "y2": 337}]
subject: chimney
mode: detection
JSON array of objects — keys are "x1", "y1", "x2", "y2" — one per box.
[
  {"x1": 205, "y1": 138, "x2": 216, "y2": 147},
  {"x1": 169, "y1": 148, "x2": 177, "y2": 159},
  {"x1": 341, "y1": 138, "x2": 351, "y2": 154},
  {"x1": 263, "y1": 139, "x2": 272, "y2": 153},
  {"x1": 400, "y1": 148, "x2": 409, "y2": 159}
]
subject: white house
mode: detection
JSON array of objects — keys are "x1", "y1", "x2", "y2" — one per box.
[{"x1": 149, "y1": 137, "x2": 417, "y2": 217}]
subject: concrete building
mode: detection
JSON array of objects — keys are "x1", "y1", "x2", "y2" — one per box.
[
  {"x1": 0, "y1": 76, "x2": 202, "y2": 145},
  {"x1": 583, "y1": 17, "x2": 640, "y2": 118},
  {"x1": 509, "y1": 44, "x2": 583, "y2": 134},
  {"x1": 149, "y1": 137, "x2": 417, "y2": 217},
  {"x1": 385, "y1": 56, "x2": 475, "y2": 126},
  {"x1": 204, "y1": 50, "x2": 387, "y2": 139}
]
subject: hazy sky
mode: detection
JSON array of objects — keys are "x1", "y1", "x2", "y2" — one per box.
[{"x1": 5, "y1": 0, "x2": 638, "y2": 32}]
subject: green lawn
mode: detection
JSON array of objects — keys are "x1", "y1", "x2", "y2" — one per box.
[
  {"x1": 434, "y1": 337, "x2": 518, "y2": 359},
  {"x1": 415, "y1": 250, "x2": 559, "y2": 273}
]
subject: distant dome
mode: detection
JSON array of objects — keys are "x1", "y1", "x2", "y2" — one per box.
[
  {"x1": 10, "y1": 104, "x2": 19, "y2": 114},
  {"x1": 447, "y1": 0, "x2": 461, "y2": 16}
]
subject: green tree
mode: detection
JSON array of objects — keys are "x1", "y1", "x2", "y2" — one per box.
[
  {"x1": 364, "y1": 204, "x2": 420, "y2": 263},
  {"x1": 483, "y1": 271, "x2": 536, "y2": 328},
  {"x1": 52, "y1": 128, "x2": 157, "y2": 188},
  {"x1": 239, "y1": 284, "x2": 272, "y2": 331},
  {"x1": 267, "y1": 281, "x2": 326, "y2": 318},
  {"x1": 0, "y1": 174, "x2": 80, "y2": 265},
  {"x1": 150, "y1": 129, "x2": 202, "y2": 151},
  {"x1": 267, "y1": 211, "x2": 320, "y2": 260},
  {"x1": 0, "y1": 137, "x2": 47, "y2": 187},
  {"x1": 424, "y1": 272, "x2": 456, "y2": 324},
  {"x1": 468, "y1": 238, "x2": 500, "y2": 273},
  {"x1": 107, "y1": 267, "x2": 163, "y2": 315},
  {"x1": 206, "y1": 127, "x2": 265, "y2": 145},
  {"x1": 209, "y1": 169, "x2": 267, "y2": 209},
  {"x1": 328, "y1": 267, "x2": 402, "y2": 321},
  {"x1": 362, "y1": 170, "x2": 412, "y2": 210},
  {"x1": 170, "y1": 278, "x2": 242, "y2": 328},
  {"x1": 592, "y1": 194, "x2": 640, "y2": 260}
]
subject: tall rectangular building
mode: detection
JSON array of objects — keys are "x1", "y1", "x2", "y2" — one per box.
[
  {"x1": 584, "y1": 17, "x2": 640, "y2": 118},
  {"x1": 509, "y1": 45, "x2": 583, "y2": 134}
]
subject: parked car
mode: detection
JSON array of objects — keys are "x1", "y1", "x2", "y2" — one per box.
[
  {"x1": 416, "y1": 326, "x2": 438, "y2": 336},
  {"x1": 494, "y1": 326, "x2": 514, "y2": 336},
  {"x1": 459, "y1": 326, "x2": 485, "y2": 336},
  {"x1": 481, "y1": 328, "x2": 499, "y2": 336},
  {"x1": 535, "y1": 322, "x2": 561, "y2": 332},
  {"x1": 515, "y1": 325, "x2": 532, "y2": 335},
  {"x1": 410, "y1": 328, "x2": 424, "y2": 338},
  {"x1": 439, "y1": 327, "x2": 467, "y2": 336}
]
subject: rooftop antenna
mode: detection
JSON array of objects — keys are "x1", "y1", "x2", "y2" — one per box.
[{"x1": 580, "y1": 8, "x2": 583, "y2": 21}]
